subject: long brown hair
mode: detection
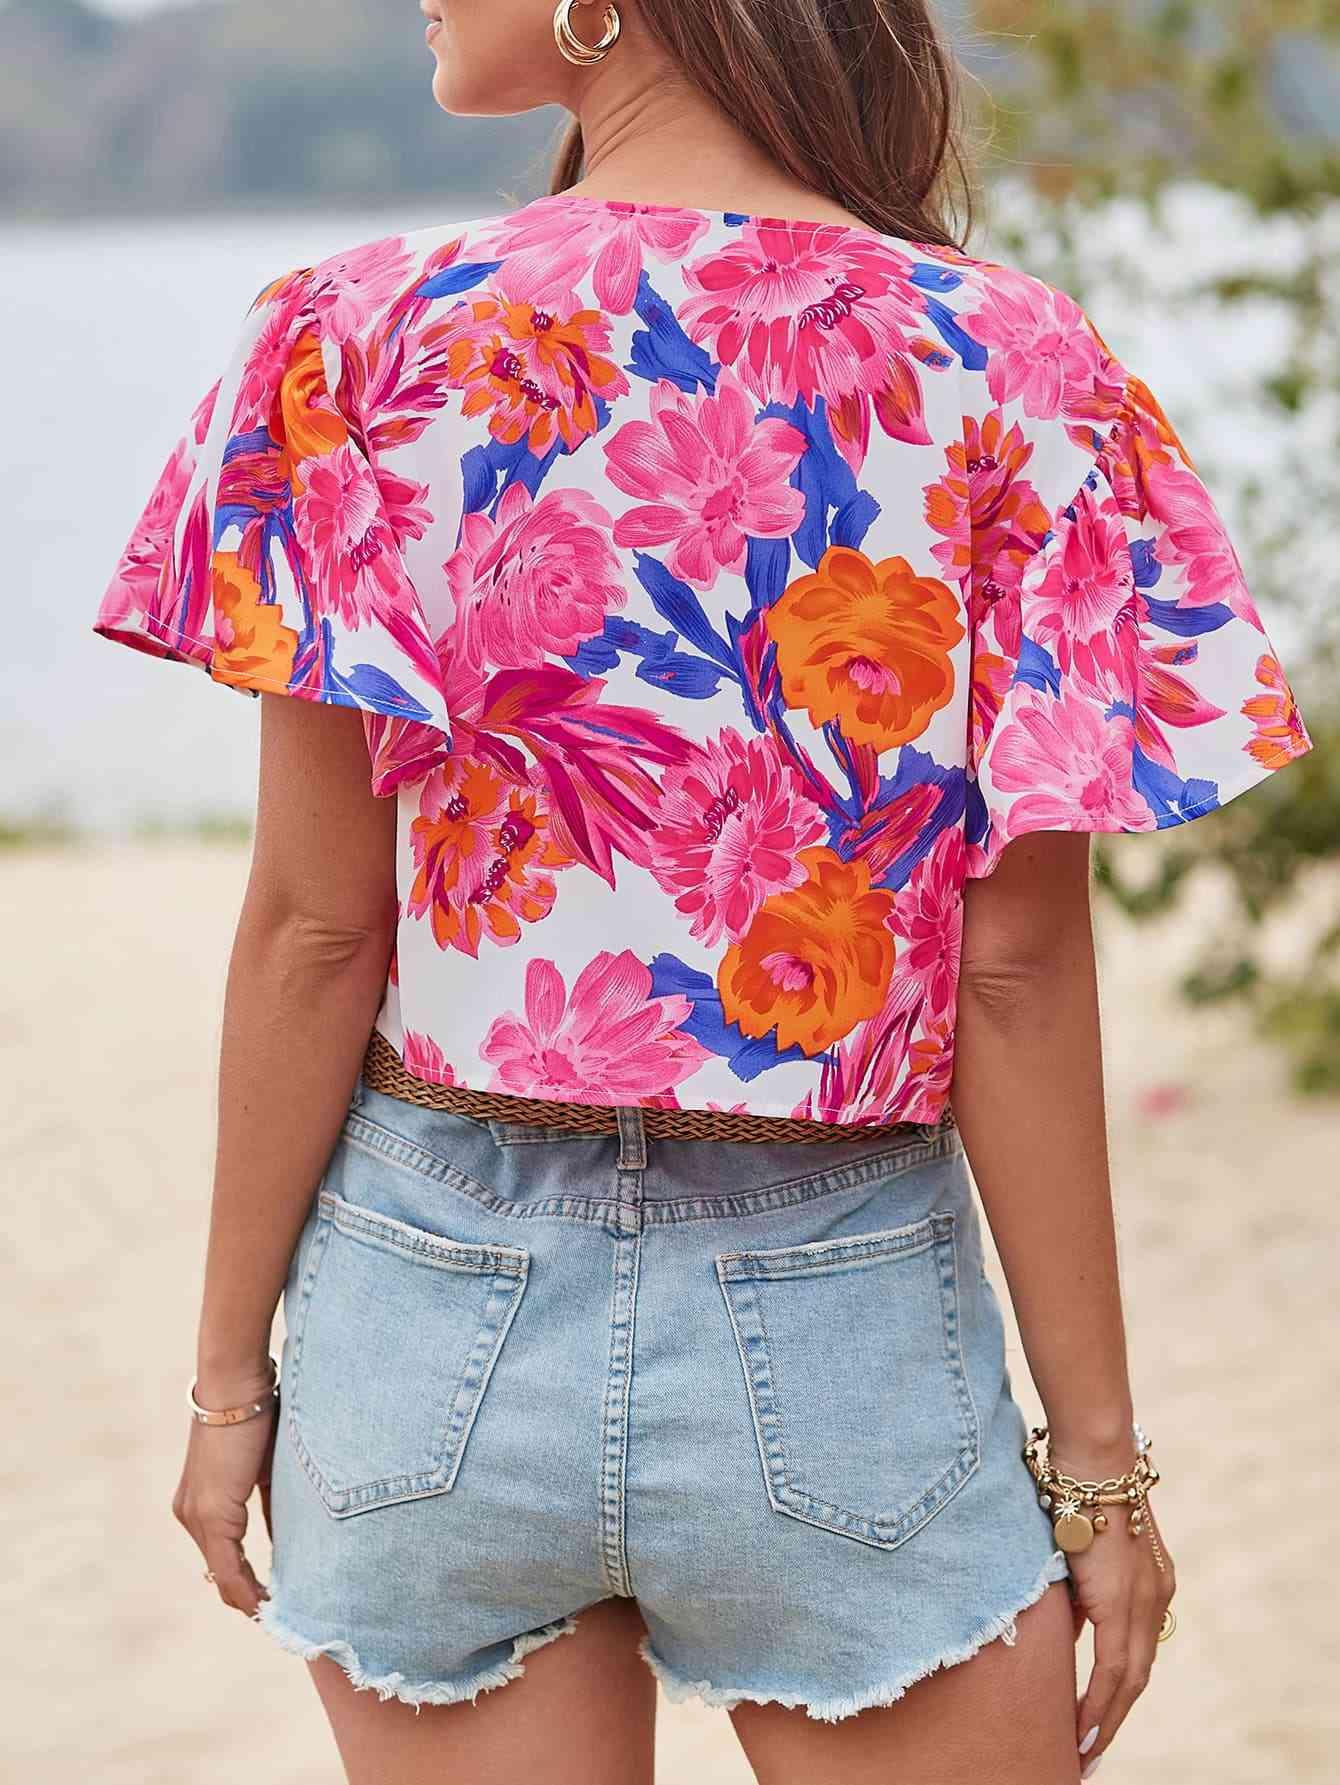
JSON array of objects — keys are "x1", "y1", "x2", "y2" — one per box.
[{"x1": 549, "y1": 0, "x2": 974, "y2": 247}]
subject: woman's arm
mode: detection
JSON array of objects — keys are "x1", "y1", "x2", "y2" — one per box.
[
  {"x1": 174, "y1": 694, "x2": 398, "y2": 1614},
  {"x1": 951, "y1": 830, "x2": 1176, "y2": 1773}
]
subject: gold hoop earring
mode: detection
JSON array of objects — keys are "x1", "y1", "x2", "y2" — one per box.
[{"x1": 553, "y1": 0, "x2": 621, "y2": 66}]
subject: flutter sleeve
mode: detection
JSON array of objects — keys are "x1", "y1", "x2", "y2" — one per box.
[
  {"x1": 94, "y1": 265, "x2": 452, "y2": 789},
  {"x1": 962, "y1": 321, "x2": 1314, "y2": 879}
]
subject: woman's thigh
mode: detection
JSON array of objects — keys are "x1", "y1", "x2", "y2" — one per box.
[
  {"x1": 308, "y1": 1595, "x2": 657, "y2": 1785},
  {"x1": 728, "y1": 1580, "x2": 1080, "y2": 1785}
]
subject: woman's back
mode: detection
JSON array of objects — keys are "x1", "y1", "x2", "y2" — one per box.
[
  {"x1": 96, "y1": 191, "x2": 1304, "y2": 1127},
  {"x1": 96, "y1": 0, "x2": 1317, "y2": 1770}
]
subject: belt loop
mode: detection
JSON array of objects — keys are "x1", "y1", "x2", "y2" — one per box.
[{"x1": 615, "y1": 1106, "x2": 647, "y2": 1172}]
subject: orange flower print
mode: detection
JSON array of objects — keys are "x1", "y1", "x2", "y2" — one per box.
[
  {"x1": 271, "y1": 327, "x2": 348, "y2": 492},
  {"x1": 718, "y1": 847, "x2": 896, "y2": 1056},
  {"x1": 448, "y1": 296, "x2": 629, "y2": 456},
  {"x1": 209, "y1": 552, "x2": 299, "y2": 690},
  {"x1": 1242, "y1": 653, "x2": 1311, "y2": 770},
  {"x1": 1098, "y1": 375, "x2": 1191, "y2": 519},
  {"x1": 408, "y1": 756, "x2": 572, "y2": 957},
  {"x1": 925, "y1": 411, "x2": 1050, "y2": 656},
  {"x1": 968, "y1": 648, "x2": 1013, "y2": 767},
  {"x1": 766, "y1": 546, "x2": 965, "y2": 750}
]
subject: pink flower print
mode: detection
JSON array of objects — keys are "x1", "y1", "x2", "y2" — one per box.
[
  {"x1": 1027, "y1": 486, "x2": 1230, "y2": 767},
  {"x1": 588, "y1": 204, "x2": 715, "y2": 312},
  {"x1": 604, "y1": 373, "x2": 807, "y2": 589},
  {"x1": 408, "y1": 755, "x2": 572, "y2": 957},
  {"x1": 1030, "y1": 484, "x2": 1138, "y2": 675},
  {"x1": 678, "y1": 222, "x2": 937, "y2": 465},
  {"x1": 402, "y1": 1030, "x2": 455, "y2": 1084},
  {"x1": 989, "y1": 689, "x2": 1157, "y2": 839},
  {"x1": 1129, "y1": 637, "x2": 1226, "y2": 771},
  {"x1": 307, "y1": 235, "x2": 417, "y2": 343},
  {"x1": 189, "y1": 380, "x2": 221, "y2": 447},
  {"x1": 924, "y1": 410, "x2": 1050, "y2": 660},
  {"x1": 236, "y1": 298, "x2": 307, "y2": 431},
  {"x1": 790, "y1": 979, "x2": 921, "y2": 1126},
  {"x1": 1241, "y1": 652, "x2": 1312, "y2": 770},
  {"x1": 294, "y1": 443, "x2": 418, "y2": 629},
  {"x1": 489, "y1": 198, "x2": 711, "y2": 314},
  {"x1": 480, "y1": 952, "x2": 709, "y2": 1103},
  {"x1": 374, "y1": 466, "x2": 434, "y2": 551},
  {"x1": 961, "y1": 272, "x2": 1112, "y2": 421},
  {"x1": 1144, "y1": 464, "x2": 1262, "y2": 626},
  {"x1": 647, "y1": 729, "x2": 828, "y2": 945},
  {"x1": 968, "y1": 649, "x2": 1013, "y2": 768},
  {"x1": 887, "y1": 1005, "x2": 956, "y2": 1123},
  {"x1": 445, "y1": 482, "x2": 624, "y2": 671},
  {"x1": 445, "y1": 295, "x2": 629, "y2": 458},
  {"x1": 889, "y1": 826, "x2": 965, "y2": 1019},
  {"x1": 99, "y1": 436, "x2": 195, "y2": 627}
]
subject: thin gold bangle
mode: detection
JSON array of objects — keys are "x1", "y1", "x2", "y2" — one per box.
[{"x1": 188, "y1": 1357, "x2": 280, "y2": 1426}]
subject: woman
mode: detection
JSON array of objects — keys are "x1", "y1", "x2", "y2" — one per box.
[{"x1": 95, "y1": 2, "x2": 1313, "y2": 1782}]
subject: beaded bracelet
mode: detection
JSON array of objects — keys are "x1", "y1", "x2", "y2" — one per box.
[{"x1": 1023, "y1": 1424, "x2": 1167, "y2": 1573}]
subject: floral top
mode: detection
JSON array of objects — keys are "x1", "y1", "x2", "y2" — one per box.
[{"x1": 96, "y1": 193, "x2": 1313, "y2": 1127}]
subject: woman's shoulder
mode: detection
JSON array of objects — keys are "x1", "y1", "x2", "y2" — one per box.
[
  {"x1": 242, "y1": 209, "x2": 516, "y2": 343},
  {"x1": 240, "y1": 203, "x2": 1113, "y2": 374}
]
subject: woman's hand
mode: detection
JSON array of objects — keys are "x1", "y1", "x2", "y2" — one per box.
[
  {"x1": 172, "y1": 1368, "x2": 278, "y2": 1618},
  {"x1": 1063, "y1": 1463, "x2": 1177, "y2": 1776}
]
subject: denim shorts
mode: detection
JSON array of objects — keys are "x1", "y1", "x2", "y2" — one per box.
[{"x1": 259, "y1": 1075, "x2": 1067, "y2": 1721}]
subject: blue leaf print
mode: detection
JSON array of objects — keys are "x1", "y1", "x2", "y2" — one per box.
[
  {"x1": 744, "y1": 535, "x2": 791, "y2": 611},
  {"x1": 221, "y1": 426, "x2": 271, "y2": 468},
  {"x1": 910, "y1": 263, "x2": 964, "y2": 293},
  {"x1": 415, "y1": 260, "x2": 502, "y2": 299},
  {"x1": 964, "y1": 775, "x2": 991, "y2": 850},
  {"x1": 316, "y1": 615, "x2": 341, "y2": 700},
  {"x1": 1132, "y1": 748, "x2": 1220, "y2": 827},
  {"x1": 1014, "y1": 635, "x2": 1062, "y2": 695},
  {"x1": 566, "y1": 616, "x2": 642, "y2": 675},
  {"x1": 460, "y1": 443, "x2": 496, "y2": 515},
  {"x1": 848, "y1": 750, "x2": 967, "y2": 891},
  {"x1": 923, "y1": 296, "x2": 988, "y2": 371},
  {"x1": 567, "y1": 613, "x2": 730, "y2": 698},
  {"x1": 830, "y1": 489, "x2": 881, "y2": 551},
  {"x1": 636, "y1": 655, "x2": 726, "y2": 698},
  {"x1": 634, "y1": 554, "x2": 738, "y2": 672},
  {"x1": 461, "y1": 432, "x2": 564, "y2": 515},
  {"x1": 1129, "y1": 536, "x2": 1163, "y2": 589},
  {"x1": 1142, "y1": 596, "x2": 1234, "y2": 637},
  {"x1": 766, "y1": 394, "x2": 862, "y2": 570},
  {"x1": 647, "y1": 954, "x2": 816, "y2": 1081},
  {"x1": 626, "y1": 270, "x2": 718, "y2": 393},
  {"x1": 331, "y1": 659, "x2": 434, "y2": 722}
]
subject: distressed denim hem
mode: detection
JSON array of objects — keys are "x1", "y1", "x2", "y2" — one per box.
[
  {"x1": 255, "y1": 1598, "x2": 581, "y2": 1712},
  {"x1": 638, "y1": 1548, "x2": 1069, "y2": 1724}
]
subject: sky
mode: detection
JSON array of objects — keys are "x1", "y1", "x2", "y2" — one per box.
[{"x1": 90, "y1": 0, "x2": 198, "y2": 13}]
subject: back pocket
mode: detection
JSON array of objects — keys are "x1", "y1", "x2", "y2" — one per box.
[
  {"x1": 715, "y1": 1213, "x2": 979, "y2": 1551},
  {"x1": 284, "y1": 1190, "x2": 529, "y2": 1518}
]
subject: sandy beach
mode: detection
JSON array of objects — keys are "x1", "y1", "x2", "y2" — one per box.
[{"x1": 3, "y1": 839, "x2": 1335, "y2": 1784}]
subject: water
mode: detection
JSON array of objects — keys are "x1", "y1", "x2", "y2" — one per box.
[
  {"x1": 5, "y1": 205, "x2": 469, "y2": 831},
  {"x1": 6, "y1": 192, "x2": 1323, "y2": 831}
]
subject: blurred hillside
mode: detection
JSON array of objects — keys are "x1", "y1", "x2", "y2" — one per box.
[
  {"x1": 5, "y1": 0, "x2": 1338, "y2": 219},
  {"x1": 0, "y1": 0, "x2": 562, "y2": 218}
]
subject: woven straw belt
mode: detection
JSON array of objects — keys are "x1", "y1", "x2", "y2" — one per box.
[{"x1": 361, "y1": 1028, "x2": 955, "y2": 1146}]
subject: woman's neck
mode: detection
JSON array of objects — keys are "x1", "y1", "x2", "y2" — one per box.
[{"x1": 568, "y1": 43, "x2": 864, "y2": 229}]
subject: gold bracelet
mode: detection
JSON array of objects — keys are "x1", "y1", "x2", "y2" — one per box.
[
  {"x1": 1023, "y1": 1425, "x2": 1166, "y2": 1572},
  {"x1": 188, "y1": 1357, "x2": 280, "y2": 1427}
]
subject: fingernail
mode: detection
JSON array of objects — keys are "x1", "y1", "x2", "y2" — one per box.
[
  {"x1": 1081, "y1": 1759, "x2": 1103, "y2": 1781},
  {"x1": 1079, "y1": 1727, "x2": 1101, "y2": 1756}
]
